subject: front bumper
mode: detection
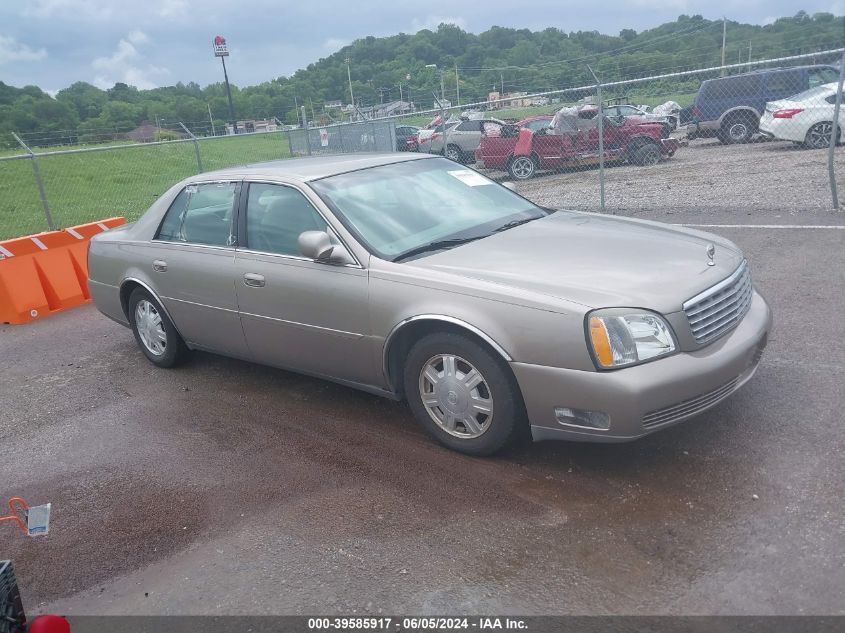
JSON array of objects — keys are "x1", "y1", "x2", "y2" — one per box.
[
  {"x1": 514, "y1": 290, "x2": 772, "y2": 442},
  {"x1": 661, "y1": 138, "x2": 680, "y2": 155}
]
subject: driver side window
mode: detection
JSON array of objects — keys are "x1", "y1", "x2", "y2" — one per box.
[{"x1": 245, "y1": 183, "x2": 328, "y2": 257}]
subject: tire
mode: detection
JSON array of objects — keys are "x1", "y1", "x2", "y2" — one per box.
[
  {"x1": 803, "y1": 121, "x2": 838, "y2": 150},
  {"x1": 444, "y1": 144, "x2": 463, "y2": 163},
  {"x1": 403, "y1": 332, "x2": 525, "y2": 456},
  {"x1": 128, "y1": 288, "x2": 189, "y2": 368},
  {"x1": 630, "y1": 143, "x2": 661, "y2": 166},
  {"x1": 720, "y1": 115, "x2": 756, "y2": 144},
  {"x1": 507, "y1": 155, "x2": 536, "y2": 180}
]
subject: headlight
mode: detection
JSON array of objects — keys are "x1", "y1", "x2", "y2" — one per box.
[{"x1": 587, "y1": 310, "x2": 676, "y2": 369}]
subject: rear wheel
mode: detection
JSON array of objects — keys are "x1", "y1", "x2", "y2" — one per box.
[
  {"x1": 804, "y1": 121, "x2": 838, "y2": 149},
  {"x1": 403, "y1": 333, "x2": 525, "y2": 456},
  {"x1": 720, "y1": 114, "x2": 757, "y2": 144},
  {"x1": 630, "y1": 143, "x2": 661, "y2": 166},
  {"x1": 128, "y1": 288, "x2": 189, "y2": 368},
  {"x1": 508, "y1": 155, "x2": 536, "y2": 180},
  {"x1": 445, "y1": 144, "x2": 463, "y2": 163}
]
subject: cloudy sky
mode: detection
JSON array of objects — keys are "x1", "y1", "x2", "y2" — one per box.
[{"x1": 0, "y1": 0, "x2": 839, "y2": 93}]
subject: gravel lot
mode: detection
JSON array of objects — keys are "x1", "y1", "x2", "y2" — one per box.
[{"x1": 506, "y1": 137, "x2": 845, "y2": 219}]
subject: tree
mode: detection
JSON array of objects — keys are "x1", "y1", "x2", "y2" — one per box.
[{"x1": 56, "y1": 82, "x2": 108, "y2": 120}]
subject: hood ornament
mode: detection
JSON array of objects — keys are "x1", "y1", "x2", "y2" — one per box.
[{"x1": 706, "y1": 243, "x2": 716, "y2": 266}]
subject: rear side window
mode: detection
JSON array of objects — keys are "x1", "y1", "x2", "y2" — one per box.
[
  {"x1": 766, "y1": 70, "x2": 803, "y2": 95},
  {"x1": 156, "y1": 182, "x2": 237, "y2": 246},
  {"x1": 700, "y1": 74, "x2": 762, "y2": 100},
  {"x1": 455, "y1": 120, "x2": 483, "y2": 132},
  {"x1": 808, "y1": 67, "x2": 839, "y2": 88}
]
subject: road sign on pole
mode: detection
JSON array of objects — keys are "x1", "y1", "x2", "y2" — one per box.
[{"x1": 213, "y1": 36, "x2": 237, "y2": 134}]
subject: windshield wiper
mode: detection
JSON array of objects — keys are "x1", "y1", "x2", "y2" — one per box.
[
  {"x1": 393, "y1": 236, "x2": 485, "y2": 262},
  {"x1": 493, "y1": 216, "x2": 541, "y2": 232}
]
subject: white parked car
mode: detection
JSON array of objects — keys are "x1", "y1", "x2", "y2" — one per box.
[{"x1": 759, "y1": 82, "x2": 843, "y2": 149}]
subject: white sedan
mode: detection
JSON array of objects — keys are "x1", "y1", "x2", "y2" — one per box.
[{"x1": 760, "y1": 82, "x2": 844, "y2": 149}]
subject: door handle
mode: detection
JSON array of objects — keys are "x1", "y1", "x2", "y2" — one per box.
[
  {"x1": 243, "y1": 273, "x2": 265, "y2": 288},
  {"x1": 152, "y1": 259, "x2": 167, "y2": 272}
]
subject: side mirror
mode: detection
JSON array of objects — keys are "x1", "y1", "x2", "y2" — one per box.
[{"x1": 298, "y1": 231, "x2": 355, "y2": 265}]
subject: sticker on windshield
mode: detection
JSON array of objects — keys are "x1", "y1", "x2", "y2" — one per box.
[{"x1": 447, "y1": 169, "x2": 492, "y2": 187}]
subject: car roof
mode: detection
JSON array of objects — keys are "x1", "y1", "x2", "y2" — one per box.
[
  {"x1": 701, "y1": 64, "x2": 836, "y2": 83},
  {"x1": 192, "y1": 152, "x2": 434, "y2": 183}
]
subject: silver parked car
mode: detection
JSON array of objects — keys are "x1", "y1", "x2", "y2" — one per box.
[
  {"x1": 437, "y1": 118, "x2": 505, "y2": 163},
  {"x1": 89, "y1": 154, "x2": 772, "y2": 455}
]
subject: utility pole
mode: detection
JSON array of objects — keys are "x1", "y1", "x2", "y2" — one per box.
[
  {"x1": 345, "y1": 57, "x2": 355, "y2": 110},
  {"x1": 455, "y1": 64, "x2": 460, "y2": 107},
  {"x1": 748, "y1": 42, "x2": 753, "y2": 67},
  {"x1": 501, "y1": 72, "x2": 504, "y2": 95},
  {"x1": 425, "y1": 64, "x2": 445, "y2": 104},
  {"x1": 399, "y1": 82, "x2": 403, "y2": 103},
  {"x1": 720, "y1": 17, "x2": 727, "y2": 76}
]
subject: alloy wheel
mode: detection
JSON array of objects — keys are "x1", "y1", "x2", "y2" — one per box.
[
  {"x1": 135, "y1": 299, "x2": 167, "y2": 356},
  {"x1": 807, "y1": 122, "x2": 834, "y2": 149},
  {"x1": 510, "y1": 156, "x2": 535, "y2": 179},
  {"x1": 418, "y1": 354, "x2": 494, "y2": 439},
  {"x1": 728, "y1": 121, "x2": 749, "y2": 142},
  {"x1": 445, "y1": 146, "x2": 462, "y2": 162}
]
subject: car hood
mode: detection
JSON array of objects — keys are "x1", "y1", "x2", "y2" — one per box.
[{"x1": 409, "y1": 212, "x2": 744, "y2": 314}]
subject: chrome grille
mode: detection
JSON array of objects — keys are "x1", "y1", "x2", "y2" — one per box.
[
  {"x1": 684, "y1": 261, "x2": 753, "y2": 345},
  {"x1": 642, "y1": 376, "x2": 740, "y2": 429}
]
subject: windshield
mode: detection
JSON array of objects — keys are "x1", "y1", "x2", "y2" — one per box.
[{"x1": 311, "y1": 157, "x2": 546, "y2": 261}]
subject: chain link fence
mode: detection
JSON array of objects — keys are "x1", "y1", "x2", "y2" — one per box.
[
  {"x1": 2, "y1": 48, "x2": 844, "y2": 240},
  {"x1": 288, "y1": 120, "x2": 397, "y2": 156}
]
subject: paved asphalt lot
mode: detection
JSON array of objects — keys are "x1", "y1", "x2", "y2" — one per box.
[{"x1": 2, "y1": 208, "x2": 844, "y2": 616}]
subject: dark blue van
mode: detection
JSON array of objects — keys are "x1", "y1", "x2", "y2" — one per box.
[{"x1": 688, "y1": 65, "x2": 839, "y2": 143}]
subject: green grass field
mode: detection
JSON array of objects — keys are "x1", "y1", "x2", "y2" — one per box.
[{"x1": 0, "y1": 133, "x2": 291, "y2": 240}]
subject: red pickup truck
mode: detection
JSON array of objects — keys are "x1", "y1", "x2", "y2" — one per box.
[{"x1": 475, "y1": 106, "x2": 680, "y2": 180}]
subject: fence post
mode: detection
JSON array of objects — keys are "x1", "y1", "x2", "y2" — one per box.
[
  {"x1": 828, "y1": 43, "x2": 845, "y2": 210},
  {"x1": 179, "y1": 122, "x2": 204, "y2": 174},
  {"x1": 12, "y1": 132, "x2": 55, "y2": 231},
  {"x1": 586, "y1": 66, "x2": 606, "y2": 214}
]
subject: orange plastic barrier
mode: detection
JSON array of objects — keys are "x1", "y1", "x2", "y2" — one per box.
[{"x1": 0, "y1": 217, "x2": 126, "y2": 325}]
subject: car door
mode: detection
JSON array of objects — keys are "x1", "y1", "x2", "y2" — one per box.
[
  {"x1": 233, "y1": 181, "x2": 374, "y2": 384},
  {"x1": 459, "y1": 120, "x2": 485, "y2": 153},
  {"x1": 446, "y1": 120, "x2": 477, "y2": 153},
  {"x1": 148, "y1": 180, "x2": 248, "y2": 358}
]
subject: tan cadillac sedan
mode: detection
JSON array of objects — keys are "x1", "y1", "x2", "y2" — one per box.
[{"x1": 88, "y1": 154, "x2": 771, "y2": 455}]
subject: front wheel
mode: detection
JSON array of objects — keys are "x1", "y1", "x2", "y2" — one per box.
[
  {"x1": 804, "y1": 121, "x2": 838, "y2": 150},
  {"x1": 403, "y1": 333, "x2": 525, "y2": 455},
  {"x1": 128, "y1": 288, "x2": 189, "y2": 368},
  {"x1": 508, "y1": 155, "x2": 536, "y2": 180}
]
